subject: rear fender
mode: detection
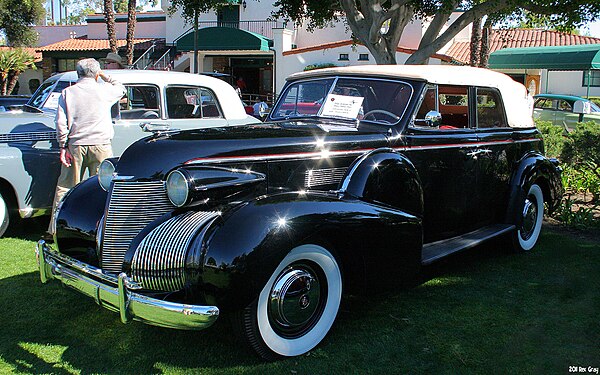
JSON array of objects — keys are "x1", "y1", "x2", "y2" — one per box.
[
  {"x1": 194, "y1": 191, "x2": 422, "y2": 312},
  {"x1": 506, "y1": 152, "x2": 563, "y2": 225}
]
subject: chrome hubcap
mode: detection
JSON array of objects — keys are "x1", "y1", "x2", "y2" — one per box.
[
  {"x1": 521, "y1": 197, "x2": 537, "y2": 240},
  {"x1": 268, "y1": 265, "x2": 323, "y2": 337}
]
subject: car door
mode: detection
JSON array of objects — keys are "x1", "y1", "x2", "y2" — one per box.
[
  {"x1": 405, "y1": 85, "x2": 478, "y2": 243},
  {"x1": 553, "y1": 99, "x2": 572, "y2": 129},
  {"x1": 112, "y1": 84, "x2": 167, "y2": 155},
  {"x1": 473, "y1": 87, "x2": 514, "y2": 227}
]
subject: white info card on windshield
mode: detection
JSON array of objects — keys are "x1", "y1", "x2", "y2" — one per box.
[{"x1": 320, "y1": 94, "x2": 364, "y2": 119}]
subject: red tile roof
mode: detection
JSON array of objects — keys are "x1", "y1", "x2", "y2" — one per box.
[
  {"x1": 446, "y1": 28, "x2": 600, "y2": 64},
  {"x1": 36, "y1": 38, "x2": 155, "y2": 52},
  {"x1": 0, "y1": 46, "x2": 42, "y2": 62},
  {"x1": 283, "y1": 39, "x2": 455, "y2": 62}
]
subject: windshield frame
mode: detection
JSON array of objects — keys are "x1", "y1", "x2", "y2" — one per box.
[{"x1": 270, "y1": 75, "x2": 415, "y2": 126}]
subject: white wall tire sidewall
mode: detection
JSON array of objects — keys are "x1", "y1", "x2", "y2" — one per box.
[
  {"x1": 518, "y1": 184, "x2": 544, "y2": 251},
  {"x1": 0, "y1": 194, "x2": 8, "y2": 236},
  {"x1": 256, "y1": 244, "x2": 342, "y2": 357}
]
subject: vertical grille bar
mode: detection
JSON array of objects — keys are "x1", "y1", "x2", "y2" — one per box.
[{"x1": 101, "y1": 181, "x2": 173, "y2": 274}]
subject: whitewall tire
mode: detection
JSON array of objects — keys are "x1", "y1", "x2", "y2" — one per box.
[
  {"x1": 237, "y1": 244, "x2": 342, "y2": 360},
  {"x1": 513, "y1": 183, "x2": 544, "y2": 252},
  {"x1": 0, "y1": 193, "x2": 9, "y2": 237}
]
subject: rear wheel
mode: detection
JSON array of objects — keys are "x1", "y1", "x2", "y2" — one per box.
[
  {"x1": 512, "y1": 183, "x2": 544, "y2": 252},
  {"x1": 235, "y1": 244, "x2": 342, "y2": 360}
]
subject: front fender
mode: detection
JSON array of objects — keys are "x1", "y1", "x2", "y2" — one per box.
[
  {"x1": 55, "y1": 176, "x2": 107, "y2": 265},
  {"x1": 196, "y1": 191, "x2": 422, "y2": 312},
  {"x1": 341, "y1": 148, "x2": 423, "y2": 217},
  {"x1": 506, "y1": 151, "x2": 563, "y2": 225}
]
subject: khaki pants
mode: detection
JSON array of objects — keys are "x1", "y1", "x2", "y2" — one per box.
[{"x1": 48, "y1": 144, "x2": 112, "y2": 234}]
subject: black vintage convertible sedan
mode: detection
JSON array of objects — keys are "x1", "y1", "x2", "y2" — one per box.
[{"x1": 36, "y1": 65, "x2": 563, "y2": 360}]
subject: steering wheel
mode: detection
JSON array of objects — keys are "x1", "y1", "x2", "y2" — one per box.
[
  {"x1": 363, "y1": 109, "x2": 400, "y2": 123},
  {"x1": 141, "y1": 111, "x2": 159, "y2": 119}
]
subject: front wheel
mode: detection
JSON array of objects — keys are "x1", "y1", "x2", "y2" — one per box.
[
  {"x1": 0, "y1": 192, "x2": 10, "y2": 237},
  {"x1": 512, "y1": 183, "x2": 544, "y2": 252},
  {"x1": 235, "y1": 244, "x2": 342, "y2": 360}
]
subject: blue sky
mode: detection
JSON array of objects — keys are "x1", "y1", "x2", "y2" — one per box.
[{"x1": 580, "y1": 20, "x2": 600, "y2": 38}]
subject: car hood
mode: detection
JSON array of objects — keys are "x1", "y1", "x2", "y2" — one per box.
[
  {"x1": 0, "y1": 110, "x2": 54, "y2": 134},
  {"x1": 115, "y1": 120, "x2": 390, "y2": 180}
]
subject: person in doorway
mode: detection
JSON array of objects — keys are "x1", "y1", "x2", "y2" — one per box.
[
  {"x1": 44, "y1": 58, "x2": 126, "y2": 241},
  {"x1": 236, "y1": 76, "x2": 246, "y2": 93}
]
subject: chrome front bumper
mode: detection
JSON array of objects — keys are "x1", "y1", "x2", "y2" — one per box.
[{"x1": 36, "y1": 240, "x2": 219, "y2": 330}]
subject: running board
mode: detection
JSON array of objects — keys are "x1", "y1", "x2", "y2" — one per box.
[{"x1": 421, "y1": 224, "x2": 515, "y2": 265}]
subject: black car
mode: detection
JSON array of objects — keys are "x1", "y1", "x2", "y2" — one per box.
[{"x1": 37, "y1": 65, "x2": 563, "y2": 360}]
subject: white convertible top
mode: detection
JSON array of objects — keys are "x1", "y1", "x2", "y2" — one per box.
[{"x1": 288, "y1": 65, "x2": 534, "y2": 128}]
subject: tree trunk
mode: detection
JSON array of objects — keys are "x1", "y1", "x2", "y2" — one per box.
[
  {"x1": 1, "y1": 77, "x2": 8, "y2": 96},
  {"x1": 6, "y1": 72, "x2": 19, "y2": 95},
  {"x1": 104, "y1": 0, "x2": 118, "y2": 53},
  {"x1": 479, "y1": 21, "x2": 491, "y2": 68},
  {"x1": 193, "y1": 10, "x2": 199, "y2": 74},
  {"x1": 470, "y1": 17, "x2": 482, "y2": 67},
  {"x1": 125, "y1": 0, "x2": 137, "y2": 65}
]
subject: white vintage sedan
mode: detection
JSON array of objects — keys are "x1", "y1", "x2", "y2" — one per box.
[{"x1": 0, "y1": 70, "x2": 257, "y2": 236}]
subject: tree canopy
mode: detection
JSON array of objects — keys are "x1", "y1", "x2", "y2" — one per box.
[
  {"x1": 0, "y1": 0, "x2": 44, "y2": 46},
  {"x1": 272, "y1": 0, "x2": 600, "y2": 65}
]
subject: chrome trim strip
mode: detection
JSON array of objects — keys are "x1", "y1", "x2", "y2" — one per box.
[
  {"x1": 184, "y1": 138, "x2": 540, "y2": 165},
  {"x1": 36, "y1": 240, "x2": 219, "y2": 330}
]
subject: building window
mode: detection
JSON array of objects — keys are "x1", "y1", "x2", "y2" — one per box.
[
  {"x1": 582, "y1": 70, "x2": 600, "y2": 87},
  {"x1": 57, "y1": 59, "x2": 78, "y2": 73},
  {"x1": 358, "y1": 54, "x2": 369, "y2": 61},
  {"x1": 338, "y1": 53, "x2": 349, "y2": 61}
]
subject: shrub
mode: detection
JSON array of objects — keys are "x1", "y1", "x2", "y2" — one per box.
[
  {"x1": 536, "y1": 119, "x2": 565, "y2": 159},
  {"x1": 561, "y1": 122, "x2": 600, "y2": 201},
  {"x1": 304, "y1": 63, "x2": 337, "y2": 71}
]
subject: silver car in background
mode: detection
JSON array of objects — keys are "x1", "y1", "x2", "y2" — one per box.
[{"x1": 0, "y1": 70, "x2": 257, "y2": 236}]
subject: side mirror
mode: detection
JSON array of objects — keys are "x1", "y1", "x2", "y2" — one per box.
[
  {"x1": 573, "y1": 100, "x2": 591, "y2": 115},
  {"x1": 424, "y1": 110, "x2": 442, "y2": 127}
]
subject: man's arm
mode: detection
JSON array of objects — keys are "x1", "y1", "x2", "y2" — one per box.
[
  {"x1": 97, "y1": 71, "x2": 126, "y2": 103},
  {"x1": 55, "y1": 93, "x2": 69, "y2": 148}
]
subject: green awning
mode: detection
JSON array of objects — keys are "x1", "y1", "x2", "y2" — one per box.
[
  {"x1": 176, "y1": 27, "x2": 272, "y2": 52},
  {"x1": 489, "y1": 44, "x2": 600, "y2": 70}
]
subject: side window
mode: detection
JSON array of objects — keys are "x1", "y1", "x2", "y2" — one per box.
[
  {"x1": 476, "y1": 87, "x2": 507, "y2": 129},
  {"x1": 166, "y1": 86, "x2": 223, "y2": 119},
  {"x1": 414, "y1": 85, "x2": 469, "y2": 129},
  {"x1": 557, "y1": 100, "x2": 572, "y2": 112},
  {"x1": 117, "y1": 85, "x2": 160, "y2": 120},
  {"x1": 534, "y1": 98, "x2": 553, "y2": 109}
]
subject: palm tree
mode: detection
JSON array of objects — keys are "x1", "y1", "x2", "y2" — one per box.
[
  {"x1": 125, "y1": 0, "x2": 137, "y2": 65},
  {"x1": 0, "y1": 49, "x2": 37, "y2": 95},
  {"x1": 104, "y1": 0, "x2": 118, "y2": 53}
]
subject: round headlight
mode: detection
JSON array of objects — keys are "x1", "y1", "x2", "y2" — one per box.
[
  {"x1": 98, "y1": 159, "x2": 115, "y2": 191},
  {"x1": 166, "y1": 170, "x2": 189, "y2": 207}
]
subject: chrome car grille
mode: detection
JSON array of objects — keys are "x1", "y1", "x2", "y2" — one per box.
[
  {"x1": 0, "y1": 131, "x2": 56, "y2": 143},
  {"x1": 131, "y1": 210, "x2": 219, "y2": 291},
  {"x1": 101, "y1": 181, "x2": 173, "y2": 274},
  {"x1": 304, "y1": 167, "x2": 347, "y2": 188}
]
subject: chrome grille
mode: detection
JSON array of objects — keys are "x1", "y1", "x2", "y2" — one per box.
[
  {"x1": 0, "y1": 131, "x2": 56, "y2": 143},
  {"x1": 101, "y1": 181, "x2": 173, "y2": 274},
  {"x1": 304, "y1": 167, "x2": 347, "y2": 188},
  {"x1": 131, "y1": 210, "x2": 219, "y2": 291}
]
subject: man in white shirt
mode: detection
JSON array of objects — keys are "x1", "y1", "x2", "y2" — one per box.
[{"x1": 46, "y1": 58, "x2": 125, "y2": 238}]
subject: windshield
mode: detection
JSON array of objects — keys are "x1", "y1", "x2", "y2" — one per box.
[
  {"x1": 271, "y1": 77, "x2": 413, "y2": 125},
  {"x1": 590, "y1": 101, "x2": 600, "y2": 113},
  {"x1": 27, "y1": 79, "x2": 74, "y2": 112}
]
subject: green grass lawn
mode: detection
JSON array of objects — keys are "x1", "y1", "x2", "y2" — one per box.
[{"x1": 0, "y1": 220, "x2": 598, "y2": 374}]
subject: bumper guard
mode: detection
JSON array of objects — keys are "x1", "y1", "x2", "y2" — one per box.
[{"x1": 36, "y1": 240, "x2": 219, "y2": 330}]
